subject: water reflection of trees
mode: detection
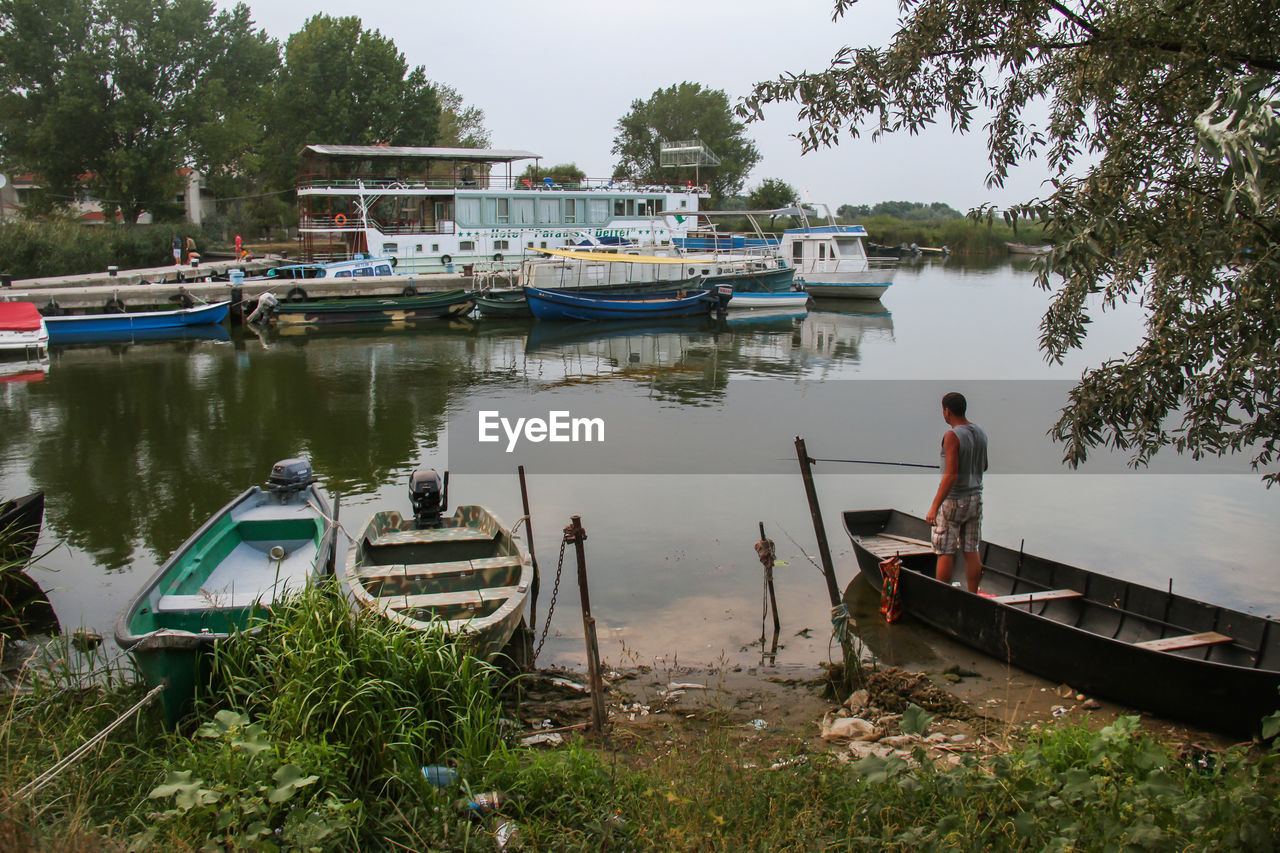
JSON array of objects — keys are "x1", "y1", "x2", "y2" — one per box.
[{"x1": 18, "y1": 330, "x2": 491, "y2": 570}]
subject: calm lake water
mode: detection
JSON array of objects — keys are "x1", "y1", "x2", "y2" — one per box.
[{"x1": 4, "y1": 257, "x2": 1278, "y2": 672}]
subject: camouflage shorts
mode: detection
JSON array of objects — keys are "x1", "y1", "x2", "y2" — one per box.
[{"x1": 932, "y1": 494, "x2": 982, "y2": 554}]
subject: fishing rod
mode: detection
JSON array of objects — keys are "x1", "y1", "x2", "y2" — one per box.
[{"x1": 807, "y1": 457, "x2": 941, "y2": 470}]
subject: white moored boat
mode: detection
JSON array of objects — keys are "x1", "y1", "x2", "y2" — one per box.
[
  {"x1": 296, "y1": 145, "x2": 709, "y2": 273},
  {"x1": 0, "y1": 301, "x2": 50, "y2": 362},
  {"x1": 777, "y1": 204, "x2": 898, "y2": 300}
]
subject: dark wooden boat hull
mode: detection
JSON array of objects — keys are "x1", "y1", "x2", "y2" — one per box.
[
  {"x1": 0, "y1": 492, "x2": 45, "y2": 568},
  {"x1": 274, "y1": 291, "x2": 476, "y2": 326},
  {"x1": 843, "y1": 509, "x2": 1280, "y2": 736}
]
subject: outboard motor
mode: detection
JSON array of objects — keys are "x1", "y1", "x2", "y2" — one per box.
[
  {"x1": 246, "y1": 291, "x2": 279, "y2": 326},
  {"x1": 409, "y1": 468, "x2": 448, "y2": 528},
  {"x1": 265, "y1": 457, "x2": 315, "y2": 495}
]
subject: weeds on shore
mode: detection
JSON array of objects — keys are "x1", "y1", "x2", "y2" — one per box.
[{"x1": 2, "y1": 576, "x2": 1278, "y2": 851}]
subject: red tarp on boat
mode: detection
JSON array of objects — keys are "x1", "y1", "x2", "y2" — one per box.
[{"x1": 0, "y1": 302, "x2": 44, "y2": 332}]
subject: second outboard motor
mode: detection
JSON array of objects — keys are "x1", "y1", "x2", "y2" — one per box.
[
  {"x1": 266, "y1": 457, "x2": 315, "y2": 494},
  {"x1": 409, "y1": 468, "x2": 448, "y2": 528}
]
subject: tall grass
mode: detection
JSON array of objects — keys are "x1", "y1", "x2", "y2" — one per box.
[{"x1": 0, "y1": 221, "x2": 178, "y2": 279}]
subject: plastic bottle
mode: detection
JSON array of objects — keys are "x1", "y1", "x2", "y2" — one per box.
[
  {"x1": 421, "y1": 766, "x2": 458, "y2": 788},
  {"x1": 454, "y1": 791, "x2": 515, "y2": 815}
]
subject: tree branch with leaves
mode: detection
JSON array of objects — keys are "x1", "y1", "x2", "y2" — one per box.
[{"x1": 743, "y1": 0, "x2": 1280, "y2": 482}]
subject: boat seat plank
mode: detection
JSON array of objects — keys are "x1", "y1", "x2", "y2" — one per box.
[
  {"x1": 156, "y1": 591, "x2": 266, "y2": 612},
  {"x1": 382, "y1": 585, "x2": 525, "y2": 610},
  {"x1": 1133, "y1": 631, "x2": 1233, "y2": 652},
  {"x1": 858, "y1": 535, "x2": 934, "y2": 557},
  {"x1": 371, "y1": 528, "x2": 495, "y2": 547},
  {"x1": 993, "y1": 589, "x2": 1083, "y2": 604},
  {"x1": 357, "y1": 556, "x2": 523, "y2": 583}
]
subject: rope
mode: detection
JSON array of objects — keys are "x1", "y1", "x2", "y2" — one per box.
[
  {"x1": 14, "y1": 683, "x2": 164, "y2": 801},
  {"x1": 809, "y1": 457, "x2": 940, "y2": 470}
]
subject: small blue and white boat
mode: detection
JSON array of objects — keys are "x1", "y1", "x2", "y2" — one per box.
[
  {"x1": 255, "y1": 255, "x2": 399, "y2": 281},
  {"x1": 524, "y1": 286, "x2": 719, "y2": 322},
  {"x1": 725, "y1": 291, "x2": 810, "y2": 310},
  {"x1": 44, "y1": 300, "x2": 231, "y2": 343}
]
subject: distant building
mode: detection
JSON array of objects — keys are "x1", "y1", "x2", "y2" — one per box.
[{"x1": 0, "y1": 168, "x2": 212, "y2": 225}]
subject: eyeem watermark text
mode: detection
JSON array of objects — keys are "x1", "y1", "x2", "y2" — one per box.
[{"x1": 478, "y1": 410, "x2": 605, "y2": 453}]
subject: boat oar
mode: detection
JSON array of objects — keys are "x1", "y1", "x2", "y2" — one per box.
[{"x1": 518, "y1": 465, "x2": 541, "y2": 627}]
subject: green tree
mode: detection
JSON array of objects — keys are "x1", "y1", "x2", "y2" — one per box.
[
  {"x1": 263, "y1": 15, "x2": 441, "y2": 188},
  {"x1": 519, "y1": 162, "x2": 586, "y2": 186},
  {"x1": 612, "y1": 82, "x2": 761, "y2": 203},
  {"x1": 746, "y1": 177, "x2": 797, "y2": 210},
  {"x1": 837, "y1": 203, "x2": 870, "y2": 220},
  {"x1": 434, "y1": 83, "x2": 491, "y2": 148},
  {"x1": 744, "y1": 0, "x2": 1280, "y2": 482},
  {"x1": 0, "y1": 0, "x2": 277, "y2": 223}
]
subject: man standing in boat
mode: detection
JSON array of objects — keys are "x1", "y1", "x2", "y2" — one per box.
[{"x1": 925, "y1": 392, "x2": 988, "y2": 593}]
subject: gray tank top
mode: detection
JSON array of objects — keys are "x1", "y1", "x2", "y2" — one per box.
[{"x1": 942, "y1": 423, "x2": 987, "y2": 498}]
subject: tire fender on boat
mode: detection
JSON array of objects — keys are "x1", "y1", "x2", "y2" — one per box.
[
  {"x1": 285, "y1": 286, "x2": 308, "y2": 302},
  {"x1": 440, "y1": 254, "x2": 452, "y2": 266},
  {"x1": 493, "y1": 253, "x2": 504, "y2": 262},
  {"x1": 401, "y1": 285, "x2": 417, "y2": 297},
  {"x1": 104, "y1": 298, "x2": 126, "y2": 314},
  {"x1": 173, "y1": 291, "x2": 195, "y2": 309}
]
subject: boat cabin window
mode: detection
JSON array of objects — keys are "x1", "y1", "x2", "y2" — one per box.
[
  {"x1": 494, "y1": 240, "x2": 510, "y2": 250},
  {"x1": 819, "y1": 243, "x2": 827, "y2": 260},
  {"x1": 354, "y1": 266, "x2": 373, "y2": 277},
  {"x1": 791, "y1": 241, "x2": 803, "y2": 261},
  {"x1": 382, "y1": 243, "x2": 397, "y2": 253},
  {"x1": 589, "y1": 199, "x2": 609, "y2": 224},
  {"x1": 374, "y1": 264, "x2": 392, "y2": 276},
  {"x1": 456, "y1": 198, "x2": 481, "y2": 225},
  {"x1": 430, "y1": 244, "x2": 438, "y2": 252},
  {"x1": 565, "y1": 199, "x2": 578, "y2": 223},
  {"x1": 834, "y1": 237, "x2": 865, "y2": 258},
  {"x1": 537, "y1": 199, "x2": 558, "y2": 224},
  {"x1": 513, "y1": 198, "x2": 535, "y2": 224},
  {"x1": 333, "y1": 270, "x2": 350, "y2": 278},
  {"x1": 460, "y1": 240, "x2": 475, "y2": 251},
  {"x1": 496, "y1": 198, "x2": 510, "y2": 224}
]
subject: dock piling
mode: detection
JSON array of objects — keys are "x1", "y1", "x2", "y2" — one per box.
[{"x1": 565, "y1": 515, "x2": 607, "y2": 737}]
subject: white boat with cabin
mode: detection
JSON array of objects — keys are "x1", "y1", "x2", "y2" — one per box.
[
  {"x1": 296, "y1": 145, "x2": 709, "y2": 273},
  {"x1": 776, "y1": 204, "x2": 897, "y2": 300}
]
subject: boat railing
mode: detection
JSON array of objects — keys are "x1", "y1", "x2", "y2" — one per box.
[{"x1": 297, "y1": 176, "x2": 711, "y2": 194}]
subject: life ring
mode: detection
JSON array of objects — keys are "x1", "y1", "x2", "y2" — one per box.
[
  {"x1": 103, "y1": 298, "x2": 126, "y2": 314},
  {"x1": 285, "y1": 286, "x2": 308, "y2": 302},
  {"x1": 334, "y1": 214, "x2": 347, "y2": 226},
  {"x1": 493, "y1": 253, "x2": 504, "y2": 262},
  {"x1": 440, "y1": 254, "x2": 452, "y2": 266},
  {"x1": 401, "y1": 285, "x2": 417, "y2": 297}
]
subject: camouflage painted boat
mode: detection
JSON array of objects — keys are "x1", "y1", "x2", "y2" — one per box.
[
  {"x1": 272, "y1": 290, "x2": 476, "y2": 326},
  {"x1": 340, "y1": 469, "x2": 530, "y2": 659}
]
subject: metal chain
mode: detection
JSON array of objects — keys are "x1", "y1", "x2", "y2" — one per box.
[{"x1": 533, "y1": 533, "x2": 568, "y2": 661}]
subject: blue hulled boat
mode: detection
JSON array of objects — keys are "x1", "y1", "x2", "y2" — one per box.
[
  {"x1": 523, "y1": 286, "x2": 721, "y2": 321},
  {"x1": 44, "y1": 301, "x2": 231, "y2": 343}
]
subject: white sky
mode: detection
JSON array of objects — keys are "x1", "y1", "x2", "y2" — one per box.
[{"x1": 226, "y1": 0, "x2": 1056, "y2": 211}]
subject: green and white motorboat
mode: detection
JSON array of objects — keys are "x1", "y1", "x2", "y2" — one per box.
[{"x1": 115, "y1": 458, "x2": 337, "y2": 724}]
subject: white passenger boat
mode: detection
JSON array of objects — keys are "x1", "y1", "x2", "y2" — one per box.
[
  {"x1": 777, "y1": 205, "x2": 898, "y2": 300},
  {"x1": 296, "y1": 145, "x2": 708, "y2": 272}
]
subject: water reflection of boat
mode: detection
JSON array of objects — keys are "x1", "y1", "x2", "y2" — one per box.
[
  {"x1": 0, "y1": 360, "x2": 48, "y2": 383},
  {"x1": 723, "y1": 308, "x2": 808, "y2": 329},
  {"x1": 525, "y1": 317, "x2": 716, "y2": 353},
  {"x1": 1, "y1": 492, "x2": 45, "y2": 568},
  {"x1": 808, "y1": 298, "x2": 891, "y2": 317}
]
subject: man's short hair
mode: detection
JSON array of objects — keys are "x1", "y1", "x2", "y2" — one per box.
[{"x1": 942, "y1": 392, "x2": 967, "y2": 417}]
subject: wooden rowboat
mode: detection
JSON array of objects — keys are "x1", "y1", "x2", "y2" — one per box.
[
  {"x1": 0, "y1": 491, "x2": 45, "y2": 568},
  {"x1": 115, "y1": 459, "x2": 337, "y2": 723},
  {"x1": 844, "y1": 509, "x2": 1280, "y2": 736},
  {"x1": 340, "y1": 471, "x2": 530, "y2": 659},
  {"x1": 271, "y1": 290, "x2": 476, "y2": 326},
  {"x1": 524, "y1": 284, "x2": 722, "y2": 322}
]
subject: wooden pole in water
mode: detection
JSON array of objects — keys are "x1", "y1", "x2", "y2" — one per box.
[
  {"x1": 518, "y1": 465, "x2": 541, "y2": 626},
  {"x1": 326, "y1": 493, "x2": 341, "y2": 576},
  {"x1": 795, "y1": 436, "x2": 854, "y2": 686},
  {"x1": 795, "y1": 437, "x2": 840, "y2": 607},
  {"x1": 566, "y1": 515, "x2": 608, "y2": 737},
  {"x1": 758, "y1": 522, "x2": 781, "y2": 663}
]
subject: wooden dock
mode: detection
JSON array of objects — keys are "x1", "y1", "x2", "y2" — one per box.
[{"x1": 3, "y1": 257, "x2": 474, "y2": 315}]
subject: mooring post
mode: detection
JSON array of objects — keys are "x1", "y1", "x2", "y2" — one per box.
[
  {"x1": 758, "y1": 521, "x2": 781, "y2": 663},
  {"x1": 795, "y1": 436, "x2": 855, "y2": 687},
  {"x1": 519, "y1": 465, "x2": 541, "y2": 626},
  {"x1": 795, "y1": 436, "x2": 840, "y2": 606},
  {"x1": 566, "y1": 515, "x2": 607, "y2": 736},
  {"x1": 327, "y1": 493, "x2": 341, "y2": 576}
]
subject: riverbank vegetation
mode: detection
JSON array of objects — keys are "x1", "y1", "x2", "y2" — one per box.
[{"x1": 3, "y1": 580, "x2": 1277, "y2": 851}]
